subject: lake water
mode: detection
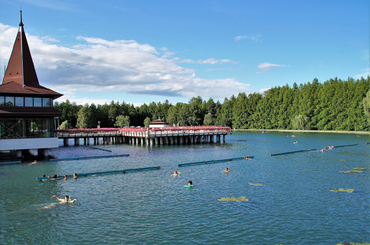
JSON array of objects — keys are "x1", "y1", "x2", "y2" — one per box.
[{"x1": 1, "y1": 132, "x2": 369, "y2": 244}]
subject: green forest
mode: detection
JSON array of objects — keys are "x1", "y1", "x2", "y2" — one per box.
[{"x1": 54, "y1": 77, "x2": 370, "y2": 131}]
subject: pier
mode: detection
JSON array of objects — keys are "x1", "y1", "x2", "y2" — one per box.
[{"x1": 55, "y1": 126, "x2": 232, "y2": 147}]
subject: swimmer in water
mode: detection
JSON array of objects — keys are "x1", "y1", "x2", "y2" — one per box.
[
  {"x1": 50, "y1": 174, "x2": 58, "y2": 180},
  {"x1": 224, "y1": 168, "x2": 230, "y2": 173},
  {"x1": 40, "y1": 175, "x2": 49, "y2": 181},
  {"x1": 245, "y1": 156, "x2": 249, "y2": 160},
  {"x1": 187, "y1": 180, "x2": 193, "y2": 187},
  {"x1": 73, "y1": 173, "x2": 78, "y2": 179},
  {"x1": 52, "y1": 195, "x2": 76, "y2": 203},
  {"x1": 63, "y1": 175, "x2": 68, "y2": 180},
  {"x1": 172, "y1": 171, "x2": 180, "y2": 176}
]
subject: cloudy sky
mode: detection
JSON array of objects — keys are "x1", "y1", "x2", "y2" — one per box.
[{"x1": 0, "y1": 0, "x2": 369, "y2": 106}]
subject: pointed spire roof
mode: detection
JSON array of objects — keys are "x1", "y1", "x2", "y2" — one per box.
[{"x1": 1, "y1": 11, "x2": 62, "y2": 99}]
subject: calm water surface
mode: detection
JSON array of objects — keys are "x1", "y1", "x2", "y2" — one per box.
[{"x1": 1, "y1": 132, "x2": 369, "y2": 244}]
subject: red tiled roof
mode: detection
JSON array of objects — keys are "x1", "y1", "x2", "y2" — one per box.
[{"x1": 0, "y1": 17, "x2": 62, "y2": 99}]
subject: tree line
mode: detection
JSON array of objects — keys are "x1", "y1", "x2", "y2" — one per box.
[{"x1": 54, "y1": 76, "x2": 370, "y2": 131}]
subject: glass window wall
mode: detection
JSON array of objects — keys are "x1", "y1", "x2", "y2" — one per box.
[
  {"x1": 0, "y1": 96, "x2": 54, "y2": 108},
  {"x1": 43, "y1": 98, "x2": 51, "y2": 107},
  {"x1": 34, "y1": 98, "x2": 42, "y2": 107},
  {"x1": 25, "y1": 97, "x2": 33, "y2": 107},
  {"x1": 0, "y1": 118, "x2": 54, "y2": 139},
  {"x1": 15, "y1": 97, "x2": 24, "y2": 107},
  {"x1": 5, "y1": 96, "x2": 14, "y2": 106}
]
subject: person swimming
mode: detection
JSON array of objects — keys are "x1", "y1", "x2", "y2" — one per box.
[
  {"x1": 73, "y1": 173, "x2": 78, "y2": 179},
  {"x1": 224, "y1": 168, "x2": 230, "y2": 173},
  {"x1": 52, "y1": 195, "x2": 77, "y2": 203},
  {"x1": 172, "y1": 171, "x2": 181, "y2": 176},
  {"x1": 50, "y1": 174, "x2": 58, "y2": 180},
  {"x1": 186, "y1": 180, "x2": 193, "y2": 187},
  {"x1": 245, "y1": 156, "x2": 249, "y2": 160},
  {"x1": 63, "y1": 175, "x2": 68, "y2": 180}
]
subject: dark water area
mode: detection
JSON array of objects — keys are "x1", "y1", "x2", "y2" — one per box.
[{"x1": 1, "y1": 132, "x2": 369, "y2": 244}]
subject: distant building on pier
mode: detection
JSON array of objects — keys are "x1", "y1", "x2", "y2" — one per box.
[
  {"x1": 0, "y1": 11, "x2": 63, "y2": 160},
  {"x1": 149, "y1": 118, "x2": 169, "y2": 128}
]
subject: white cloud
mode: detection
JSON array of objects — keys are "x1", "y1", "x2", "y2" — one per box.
[
  {"x1": 259, "y1": 87, "x2": 271, "y2": 93},
  {"x1": 354, "y1": 68, "x2": 370, "y2": 79},
  {"x1": 161, "y1": 51, "x2": 175, "y2": 58},
  {"x1": 197, "y1": 58, "x2": 237, "y2": 65},
  {"x1": 235, "y1": 35, "x2": 260, "y2": 42},
  {"x1": 1, "y1": 23, "x2": 250, "y2": 101},
  {"x1": 178, "y1": 59, "x2": 195, "y2": 63},
  {"x1": 257, "y1": 62, "x2": 288, "y2": 71},
  {"x1": 41, "y1": 36, "x2": 60, "y2": 42}
]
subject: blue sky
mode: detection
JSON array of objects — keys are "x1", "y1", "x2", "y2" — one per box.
[{"x1": 0, "y1": 0, "x2": 369, "y2": 106}]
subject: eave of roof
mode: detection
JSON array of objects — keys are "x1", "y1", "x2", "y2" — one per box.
[{"x1": 0, "y1": 107, "x2": 62, "y2": 118}]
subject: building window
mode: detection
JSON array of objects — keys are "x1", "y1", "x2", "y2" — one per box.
[
  {"x1": 0, "y1": 118, "x2": 54, "y2": 139},
  {"x1": 43, "y1": 98, "x2": 51, "y2": 107},
  {"x1": 33, "y1": 119, "x2": 43, "y2": 137},
  {"x1": 5, "y1": 96, "x2": 14, "y2": 106},
  {"x1": 15, "y1": 97, "x2": 24, "y2": 107},
  {"x1": 0, "y1": 118, "x2": 24, "y2": 139},
  {"x1": 0, "y1": 96, "x2": 4, "y2": 106},
  {"x1": 34, "y1": 97, "x2": 42, "y2": 107},
  {"x1": 25, "y1": 97, "x2": 33, "y2": 107}
]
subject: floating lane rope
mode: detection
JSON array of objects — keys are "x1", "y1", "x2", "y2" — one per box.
[
  {"x1": 84, "y1": 145, "x2": 112, "y2": 152},
  {"x1": 178, "y1": 156, "x2": 254, "y2": 167},
  {"x1": 37, "y1": 166, "x2": 160, "y2": 181},
  {"x1": 50, "y1": 154, "x2": 129, "y2": 161},
  {"x1": 271, "y1": 149, "x2": 316, "y2": 156},
  {"x1": 0, "y1": 161, "x2": 22, "y2": 165},
  {"x1": 332, "y1": 144, "x2": 358, "y2": 148}
]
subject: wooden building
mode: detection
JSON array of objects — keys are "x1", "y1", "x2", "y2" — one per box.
[{"x1": 0, "y1": 12, "x2": 63, "y2": 160}]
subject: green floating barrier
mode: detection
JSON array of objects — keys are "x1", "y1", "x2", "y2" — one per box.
[
  {"x1": 84, "y1": 146, "x2": 112, "y2": 152},
  {"x1": 0, "y1": 161, "x2": 21, "y2": 165},
  {"x1": 333, "y1": 144, "x2": 358, "y2": 148},
  {"x1": 271, "y1": 149, "x2": 316, "y2": 156},
  {"x1": 178, "y1": 156, "x2": 254, "y2": 167},
  {"x1": 178, "y1": 161, "x2": 206, "y2": 167},
  {"x1": 50, "y1": 154, "x2": 129, "y2": 161},
  {"x1": 37, "y1": 166, "x2": 160, "y2": 181}
]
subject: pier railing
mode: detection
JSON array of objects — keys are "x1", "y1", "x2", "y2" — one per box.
[
  {"x1": 54, "y1": 126, "x2": 231, "y2": 146},
  {"x1": 55, "y1": 126, "x2": 231, "y2": 138}
]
